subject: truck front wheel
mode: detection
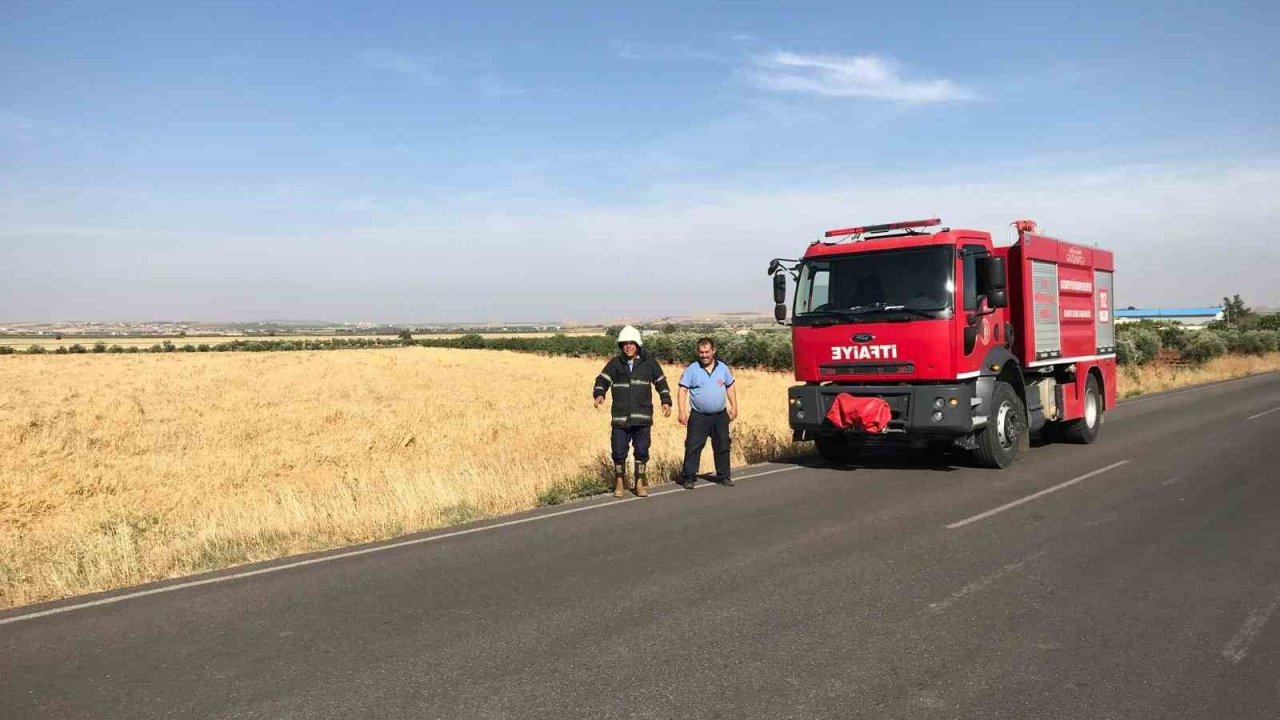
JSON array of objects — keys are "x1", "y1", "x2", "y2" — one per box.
[
  {"x1": 973, "y1": 381, "x2": 1025, "y2": 469},
  {"x1": 815, "y1": 433, "x2": 863, "y2": 466}
]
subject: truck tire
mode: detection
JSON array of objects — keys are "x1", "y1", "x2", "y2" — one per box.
[
  {"x1": 972, "y1": 381, "x2": 1025, "y2": 469},
  {"x1": 1062, "y1": 375, "x2": 1102, "y2": 444},
  {"x1": 815, "y1": 433, "x2": 863, "y2": 466}
]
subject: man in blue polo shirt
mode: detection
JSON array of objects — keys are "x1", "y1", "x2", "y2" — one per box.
[{"x1": 677, "y1": 337, "x2": 738, "y2": 488}]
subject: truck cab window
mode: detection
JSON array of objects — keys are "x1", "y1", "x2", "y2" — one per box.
[
  {"x1": 962, "y1": 245, "x2": 987, "y2": 312},
  {"x1": 796, "y1": 263, "x2": 830, "y2": 313}
]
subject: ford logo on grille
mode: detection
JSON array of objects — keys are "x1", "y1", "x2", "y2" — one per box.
[{"x1": 852, "y1": 333, "x2": 875, "y2": 343}]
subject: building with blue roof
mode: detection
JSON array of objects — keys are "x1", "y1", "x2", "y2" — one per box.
[{"x1": 1115, "y1": 307, "x2": 1223, "y2": 327}]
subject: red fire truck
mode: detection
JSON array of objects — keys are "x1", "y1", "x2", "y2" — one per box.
[{"x1": 768, "y1": 218, "x2": 1116, "y2": 468}]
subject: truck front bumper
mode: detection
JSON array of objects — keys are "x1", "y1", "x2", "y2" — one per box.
[{"x1": 788, "y1": 383, "x2": 978, "y2": 438}]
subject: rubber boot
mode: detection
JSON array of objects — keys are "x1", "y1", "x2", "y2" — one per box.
[
  {"x1": 634, "y1": 462, "x2": 648, "y2": 498},
  {"x1": 613, "y1": 463, "x2": 626, "y2": 498}
]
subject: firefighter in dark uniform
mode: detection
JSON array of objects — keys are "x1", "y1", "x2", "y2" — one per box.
[{"x1": 593, "y1": 325, "x2": 673, "y2": 497}]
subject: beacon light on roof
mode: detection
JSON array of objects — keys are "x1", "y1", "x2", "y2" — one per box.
[{"x1": 824, "y1": 218, "x2": 942, "y2": 238}]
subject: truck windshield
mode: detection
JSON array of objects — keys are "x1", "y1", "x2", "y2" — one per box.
[{"x1": 793, "y1": 245, "x2": 953, "y2": 324}]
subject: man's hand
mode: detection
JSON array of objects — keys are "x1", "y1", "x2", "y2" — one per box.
[
  {"x1": 728, "y1": 406, "x2": 738, "y2": 422},
  {"x1": 662, "y1": 404, "x2": 672, "y2": 418},
  {"x1": 679, "y1": 412, "x2": 689, "y2": 426},
  {"x1": 594, "y1": 395, "x2": 605, "y2": 409}
]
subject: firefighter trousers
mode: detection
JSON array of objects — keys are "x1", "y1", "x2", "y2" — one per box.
[
  {"x1": 682, "y1": 410, "x2": 731, "y2": 481},
  {"x1": 611, "y1": 426, "x2": 651, "y2": 464}
]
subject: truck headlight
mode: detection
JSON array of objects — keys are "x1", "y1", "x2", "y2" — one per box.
[
  {"x1": 931, "y1": 411, "x2": 944, "y2": 423},
  {"x1": 933, "y1": 397, "x2": 945, "y2": 409}
]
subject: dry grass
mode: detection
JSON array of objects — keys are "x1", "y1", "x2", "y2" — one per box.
[
  {"x1": 0, "y1": 348, "x2": 800, "y2": 608},
  {"x1": 1116, "y1": 352, "x2": 1280, "y2": 398}
]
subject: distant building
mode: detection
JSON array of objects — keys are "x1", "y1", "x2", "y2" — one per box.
[{"x1": 1115, "y1": 307, "x2": 1223, "y2": 328}]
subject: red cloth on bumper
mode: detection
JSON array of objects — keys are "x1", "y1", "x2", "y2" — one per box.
[{"x1": 825, "y1": 394, "x2": 892, "y2": 433}]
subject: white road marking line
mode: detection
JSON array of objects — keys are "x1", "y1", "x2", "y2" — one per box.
[
  {"x1": 946, "y1": 461, "x2": 1132, "y2": 529},
  {"x1": 1223, "y1": 597, "x2": 1280, "y2": 665},
  {"x1": 0, "y1": 464, "x2": 803, "y2": 627},
  {"x1": 1247, "y1": 406, "x2": 1280, "y2": 421},
  {"x1": 923, "y1": 551, "x2": 1045, "y2": 615}
]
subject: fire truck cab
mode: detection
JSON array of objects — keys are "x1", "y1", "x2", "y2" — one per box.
[{"x1": 769, "y1": 218, "x2": 1116, "y2": 468}]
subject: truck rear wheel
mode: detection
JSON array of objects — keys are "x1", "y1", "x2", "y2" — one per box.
[
  {"x1": 1062, "y1": 375, "x2": 1102, "y2": 444},
  {"x1": 972, "y1": 381, "x2": 1025, "y2": 469},
  {"x1": 815, "y1": 433, "x2": 863, "y2": 466}
]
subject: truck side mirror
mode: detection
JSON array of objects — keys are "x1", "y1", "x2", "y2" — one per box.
[
  {"x1": 987, "y1": 288, "x2": 1009, "y2": 308},
  {"x1": 774, "y1": 304, "x2": 787, "y2": 323},
  {"x1": 772, "y1": 273, "x2": 787, "y2": 304},
  {"x1": 986, "y1": 256, "x2": 1007, "y2": 290}
]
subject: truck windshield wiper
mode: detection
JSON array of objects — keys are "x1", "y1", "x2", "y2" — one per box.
[
  {"x1": 797, "y1": 304, "x2": 943, "y2": 325},
  {"x1": 875, "y1": 305, "x2": 942, "y2": 319},
  {"x1": 837, "y1": 304, "x2": 940, "y2": 319},
  {"x1": 795, "y1": 307, "x2": 875, "y2": 324}
]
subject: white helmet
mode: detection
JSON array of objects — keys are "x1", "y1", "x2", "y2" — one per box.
[{"x1": 616, "y1": 325, "x2": 643, "y2": 347}]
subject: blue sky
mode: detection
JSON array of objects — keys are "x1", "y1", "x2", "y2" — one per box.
[{"x1": 3, "y1": 1, "x2": 1279, "y2": 322}]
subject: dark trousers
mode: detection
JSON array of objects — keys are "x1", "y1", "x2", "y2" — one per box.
[
  {"x1": 682, "y1": 410, "x2": 731, "y2": 480},
  {"x1": 611, "y1": 426, "x2": 651, "y2": 464}
]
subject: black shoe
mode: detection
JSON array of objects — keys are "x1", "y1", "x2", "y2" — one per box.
[
  {"x1": 680, "y1": 478, "x2": 696, "y2": 489},
  {"x1": 718, "y1": 476, "x2": 735, "y2": 486}
]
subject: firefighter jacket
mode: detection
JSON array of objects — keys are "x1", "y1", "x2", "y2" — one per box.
[{"x1": 593, "y1": 351, "x2": 673, "y2": 428}]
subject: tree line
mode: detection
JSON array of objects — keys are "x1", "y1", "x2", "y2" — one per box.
[{"x1": 0, "y1": 330, "x2": 795, "y2": 369}]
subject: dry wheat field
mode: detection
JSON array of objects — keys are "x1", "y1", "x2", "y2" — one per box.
[
  {"x1": 2, "y1": 348, "x2": 1277, "y2": 609},
  {"x1": 0, "y1": 348, "x2": 799, "y2": 608}
]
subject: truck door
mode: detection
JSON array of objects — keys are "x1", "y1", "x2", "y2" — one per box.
[{"x1": 961, "y1": 244, "x2": 998, "y2": 366}]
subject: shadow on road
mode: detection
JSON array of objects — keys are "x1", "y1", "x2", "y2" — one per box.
[{"x1": 813, "y1": 429, "x2": 1063, "y2": 473}]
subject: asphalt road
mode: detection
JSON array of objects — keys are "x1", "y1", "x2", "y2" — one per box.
[{"x1": 4, "y1": 373, "x2": 1280, "y2": 719}]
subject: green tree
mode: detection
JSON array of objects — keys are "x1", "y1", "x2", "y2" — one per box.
[{"x1": 1222, "y1": 294, "x2": 1254, "y2": 327}]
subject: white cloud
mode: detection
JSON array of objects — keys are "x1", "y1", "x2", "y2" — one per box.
[
  {"x1": 476, "y1": 75, "x2": 524, "y2": 98},
  {"x1": 751, "y1": 51, "x2": 976, "y2": 103},
  {"x1": 357, "y1": 50, "x2": 524, "y2": 97},
  {"x1": 612, "y1": 40, "x2": 732, "y2": 63},
  {"x1": 0, "y1": 110, "x2": 35, "y2": 141},
  {"x1": 4, "y1": 161, "x2": 1278, "y2": 320},
  {"x1": 357, "y1": 49, "x2": 442, "y2": 84},
  {"x1": 322, "y1": 161, "x2": 1280, "y2": 313}
]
